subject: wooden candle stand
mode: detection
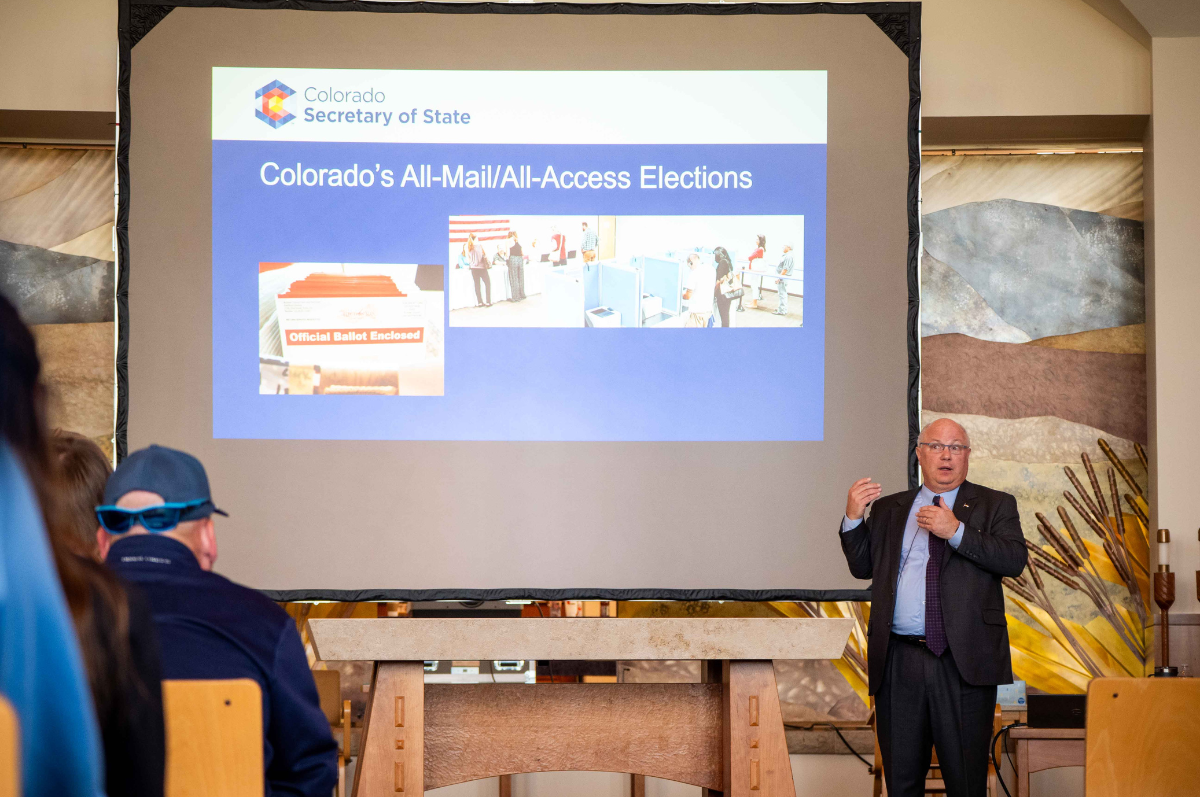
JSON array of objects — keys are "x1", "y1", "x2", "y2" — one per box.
[{"x1": 1154, "y1": 528, "x2": 1178, "y2": 677}]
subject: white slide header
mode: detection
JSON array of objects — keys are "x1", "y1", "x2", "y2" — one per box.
[{"x1": 213, "y1": 67, "x2": 827, "y2": 145}]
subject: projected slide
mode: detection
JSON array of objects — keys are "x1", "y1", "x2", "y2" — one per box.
[{"x1": 213, "y1": 68, "x2": 826, "y2": 441}]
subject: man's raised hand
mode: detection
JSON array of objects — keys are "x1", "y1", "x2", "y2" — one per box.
[
  {"x1": 916, "y1": 501, "x2": 960, "y2": 539},
  {"x1": 846, "y1": 477, "x2": 883, "y2": 520}
]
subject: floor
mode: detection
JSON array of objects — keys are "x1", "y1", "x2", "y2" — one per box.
[
  {"x1": 451, "y1": 293, "x2": 555, "y2": 327},
  {"x1": 728, "y1": 290, "x2": 804, "y2": 327},
  {"x1": 449, "y1": 290, "x2": 803, "y2": 328},
  {"x1": 418, "y1": 756, "x2": 871, "y2": 797}
]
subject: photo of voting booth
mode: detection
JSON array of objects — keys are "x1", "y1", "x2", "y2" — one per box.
[
  {"x1": 543, "y1": 255, "x2": 687, "y2": 328},
  {"x1": 452, "y1": 214, "x2": 804, "y2": 328}
]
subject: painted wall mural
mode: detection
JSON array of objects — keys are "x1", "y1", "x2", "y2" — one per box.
[
  {"x1": 0, "y1": 146, "x2": 116, "y2": 459},
  {"x1": 921, "y1": 153, "x2": 1149, "y2": 691}
]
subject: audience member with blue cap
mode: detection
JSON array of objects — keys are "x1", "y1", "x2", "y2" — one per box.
[{"x1": 99, "y1": 444, "x2": 337, "y2": 797}]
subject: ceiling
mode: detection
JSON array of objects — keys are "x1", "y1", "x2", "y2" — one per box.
[
  {"x1": 1118, "y1": 0, "x2": 1200, "y2": 38},
  {"x1": 1081, "y1": 0, "x2": 1200, "y2": 41}
]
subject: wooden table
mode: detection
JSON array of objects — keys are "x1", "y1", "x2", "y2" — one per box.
[
  {"x1": 1008, "y1": 727, "x2": 1085, "y2": 797},
  {"x1": 309, "y1": 617, "x2": 852, "y2": 797}
]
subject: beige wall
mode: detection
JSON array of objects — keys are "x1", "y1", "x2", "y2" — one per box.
[
  {"x1": 922, "y1": 0, "x2": 1150, "y2": 117},
  {"x1": 0, "y1": 0, "x2": 116, "y2": 112},
  {"x1": 0, "y1": 0, "x2": 1152, "y2": 118},
  {"x1": 1148, "y1": 37, "x2": 1200, "y2": 618}
]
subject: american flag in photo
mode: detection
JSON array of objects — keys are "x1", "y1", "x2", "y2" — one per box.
[{"x1": 449, "y1": 216, "x2": 511, "y2": 245}]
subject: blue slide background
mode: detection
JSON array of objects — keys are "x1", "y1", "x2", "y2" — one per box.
[{"x1": 212, "y1": 141, "x2": 825, "y2": 441}]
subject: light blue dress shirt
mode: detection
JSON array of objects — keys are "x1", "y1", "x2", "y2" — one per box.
[{"x1": 842, "y1": 484, "x2": 965, "y2": 636}]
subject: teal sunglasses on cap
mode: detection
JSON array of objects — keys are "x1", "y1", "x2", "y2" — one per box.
[{"x1": 95, "y1": 499, "x2": 210, "y2": 534}]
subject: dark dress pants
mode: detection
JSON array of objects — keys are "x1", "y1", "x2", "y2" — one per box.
[
  {"x1": 876, "y1": 637, "x2": 997, "y2": 797},
  {"x1": 471, "y1": 267, "x2": 491, "y2": 305}
]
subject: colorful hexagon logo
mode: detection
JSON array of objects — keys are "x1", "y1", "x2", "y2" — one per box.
[{"x1": 255, "y1": 80, "x2": 295, "y2": 128}]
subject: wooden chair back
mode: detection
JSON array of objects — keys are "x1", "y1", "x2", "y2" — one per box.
[
  {"x1": 311, "y1": 668, "x2": 355, "y2": 797},
  {"x1": 0, "y1": 695, "x2": 17, "y2": 797},
  {"x1": 312, "y1": 669, "x2": 342, "y2": 726},
  {"x1": 1086, "y1": 677, "x2": 1200, "y2": 796},
  {"x1": 163, "y1": 679, "x2": 263, "y2": 797}
]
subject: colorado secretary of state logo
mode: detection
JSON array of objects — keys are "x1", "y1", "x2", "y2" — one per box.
[{"x1": 256, "y1": 80, "x2": 295, "y2": 128}]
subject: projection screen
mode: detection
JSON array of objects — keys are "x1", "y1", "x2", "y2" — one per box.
[{"x1": 121, "y1": 2, "x2": 919, "y2": 599}]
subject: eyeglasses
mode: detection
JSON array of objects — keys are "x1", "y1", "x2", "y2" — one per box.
[
  {"x1": 95, "y1": 499, "x2": 209, "y2": 535},
  {"x1": 919, "y1": 443, "x2": 970, "y2": 455}
]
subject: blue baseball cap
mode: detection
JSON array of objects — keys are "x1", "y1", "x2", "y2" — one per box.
[{"x1": 103, "y1": 444, "x2": 227, "y2": 521}]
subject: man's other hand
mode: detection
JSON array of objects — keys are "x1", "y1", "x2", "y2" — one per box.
[
  {"x1": 916, "y1": 500, "x2": 960, "y2": 539},
  {"x1": 846, "y1": 478, "x2": 883, "y2": 520}
]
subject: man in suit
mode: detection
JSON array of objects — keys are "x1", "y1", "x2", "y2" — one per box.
[{"x1": 839, "y1": 418, "x2": 1027, "y2": 797}]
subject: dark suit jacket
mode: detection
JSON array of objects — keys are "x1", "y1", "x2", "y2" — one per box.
[{"x1": 839, "y1": 480, "x2": 1028, "y2": 694}]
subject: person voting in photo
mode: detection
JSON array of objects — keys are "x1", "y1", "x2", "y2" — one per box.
[
  {"x1": 739, "y1": 233, "x2": 766, "y2": 311},
  {"x1": 506, "y1": 231, "x2": 526, "y2": 302},
  {"x1": 580, "y1": 221, "x2": 599, "y2": 263},
  {"x1": 550, "y1": 225, "x2": 567, "y2": 266},
  {"x1": 464, "y1": 234, "x2": 492, "y2": 307},
  {"x1": 774, "y1": 243, "x2": 796, "y2": 316},
  {"x1": 684, "y1": 253, "x2": 716, "y2": 328}
]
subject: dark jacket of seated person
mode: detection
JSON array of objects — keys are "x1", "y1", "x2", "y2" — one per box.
[
  {"x1": 98, "y1": 444, "x2": 336, "y2": 797},
  {"x1": 107, "y1": 534, "x2": 337, "y2": 796}
]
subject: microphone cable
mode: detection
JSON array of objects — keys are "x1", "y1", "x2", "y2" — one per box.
[
  {"x1": 991, "y1": 720, "x2": 1026, "y2": 797},
  {"x1": 784, "y1": 722, "x2": 873, "y2": 771}
]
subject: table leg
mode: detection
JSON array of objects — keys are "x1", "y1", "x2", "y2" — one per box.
[
  {"x1": 353, "y1": 661, "x2": 425, "y2": 797},
  {"x1": 728, "y1": 661, "x2": 795, "y2": 797},
  {"x1": 499, "y1": 774, "x2": 512, "y2": 797},
  {"x1": 631, "y1": 773, "x2": 646, "y2": 797},
  {"x1": 1016, "y1": 738, "x2": 1029, "y2": 797},
  {"x1": 702, "y1": 660, "x2": 727, "y2": 797}
]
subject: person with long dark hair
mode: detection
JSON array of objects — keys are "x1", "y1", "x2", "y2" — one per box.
[
  {"x1": 0, "y1": 292, "x2": 106, "y2": 797},
  {"x1": 53, "y1": 431, "x2": 166, "y2": 797},
  {"x1": 712, "y1": 246, "x2": 735, "y2": 328}
]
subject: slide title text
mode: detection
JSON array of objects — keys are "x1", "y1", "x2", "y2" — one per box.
[{"x1": 258, "y1": 162, "x2": 754, "y2": 190}]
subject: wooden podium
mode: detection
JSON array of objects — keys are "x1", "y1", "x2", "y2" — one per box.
[{"x1": 309, "y1": 617, "x2": 852, "y2": 797}]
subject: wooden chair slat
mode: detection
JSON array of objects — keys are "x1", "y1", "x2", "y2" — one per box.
[
  {"x1": 0, "y1": 696, "x2": 17, "y2": 797},
  {"x1": 164, "y1": 679, "x2": 263, "y2": 797}
]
